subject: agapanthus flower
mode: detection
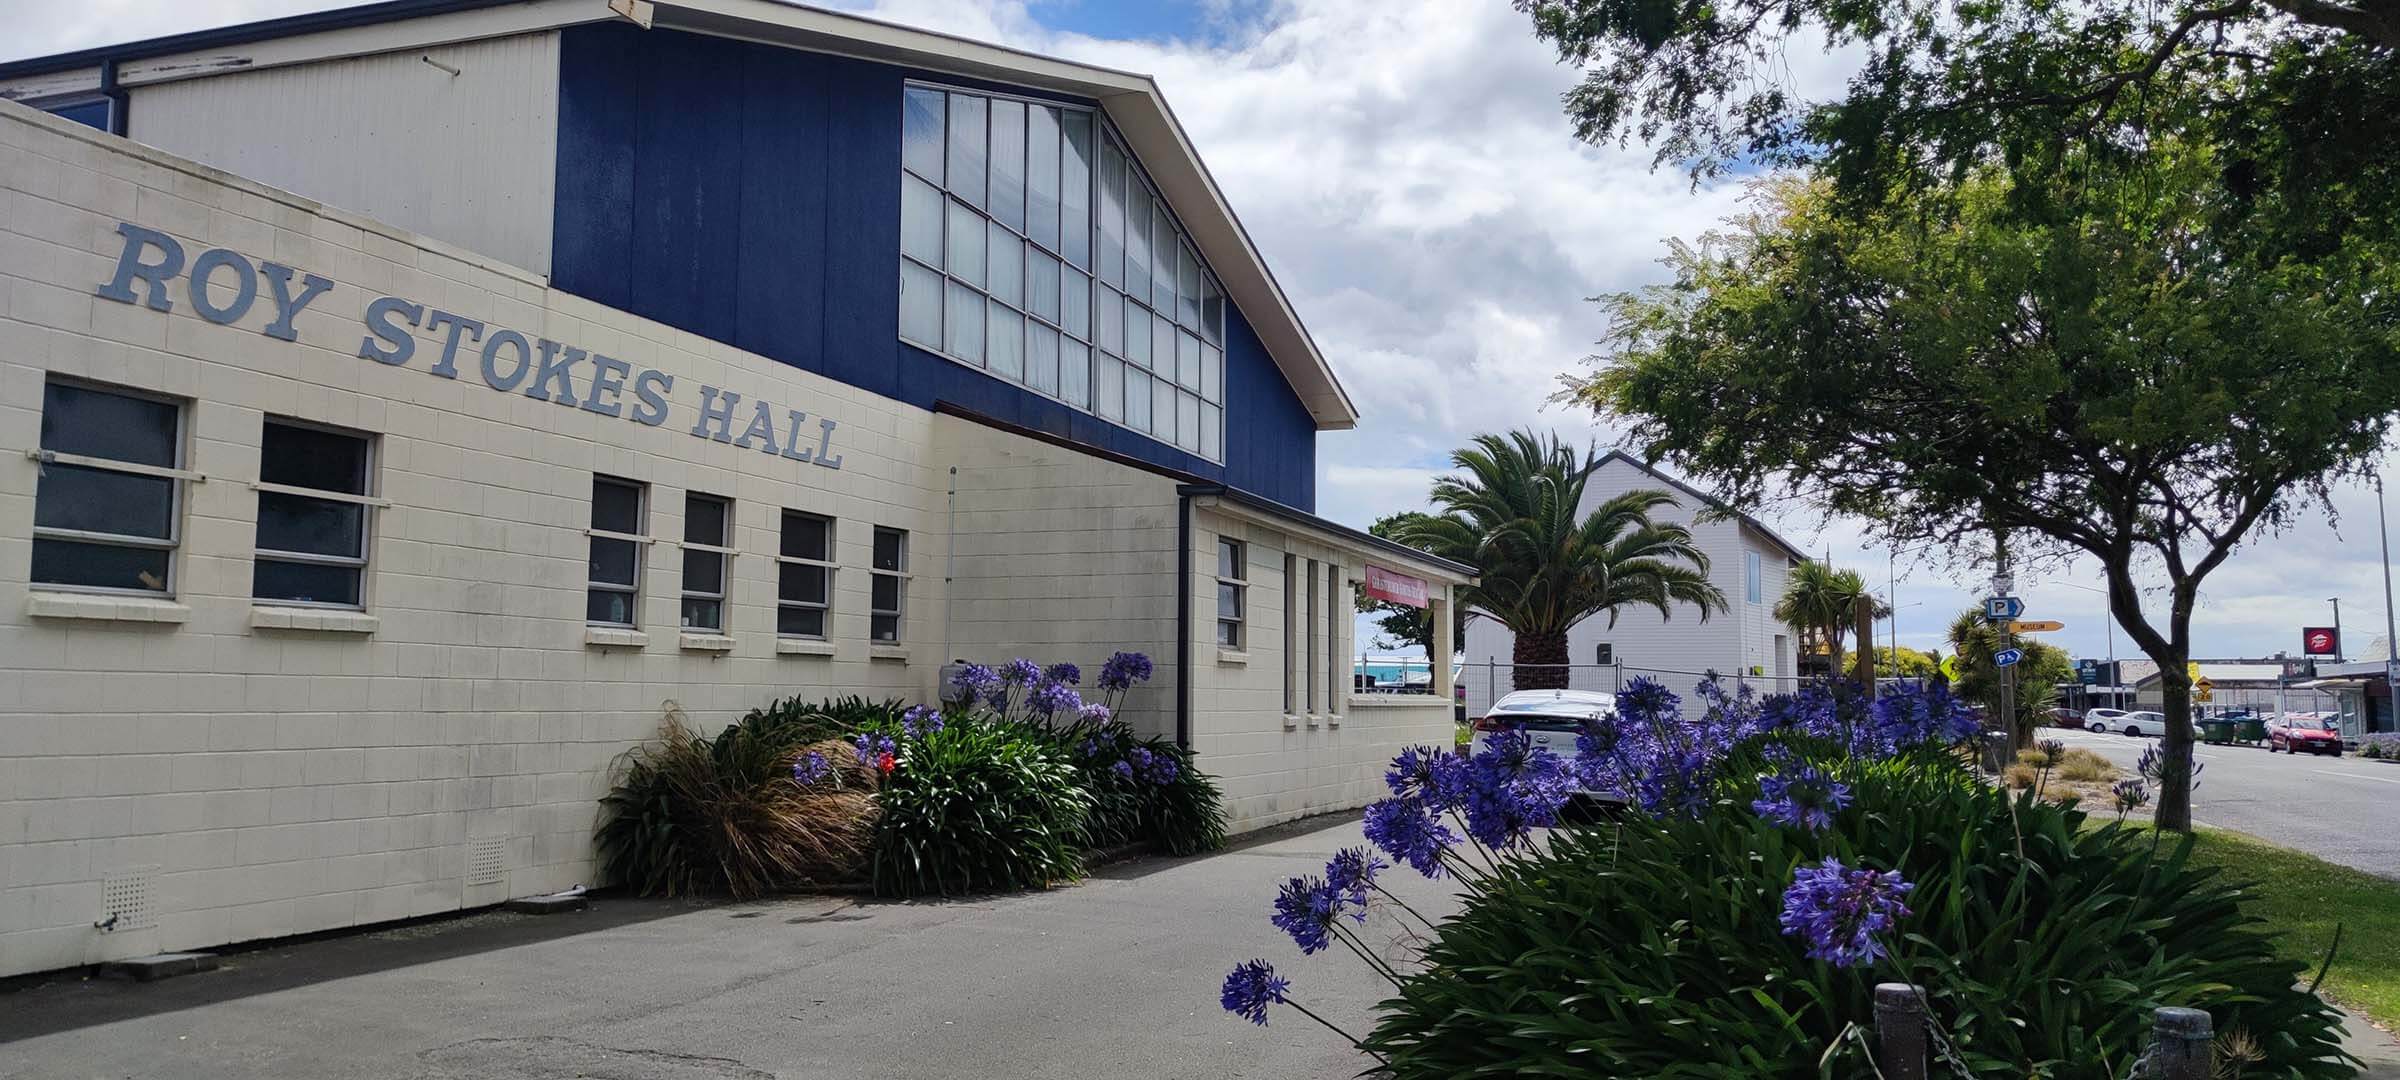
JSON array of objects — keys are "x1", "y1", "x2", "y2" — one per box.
[
  {"x1": 1001, "y1": 657, "x2": 1042, "y2": 685},
  {"x1": 1220, "y1": 960, "x2": 1289, "y2": 1026},
  {"x1": 900, "y1": 705, "x2": 943, "y2": 740},
  {"x1": 1752, "y1": 765, "x2": 1852, "y2": 831},
  {"x1": 1362, "y1": 796, "x2": 1455, "y2": 878},
  {"x1": 1458, "y1": 728, "x2": 1574, "y2": 848},
  {"x1": 1779, "y1": 858, "x2": 1914, "y2": 968},
  {"x1": 2137, "y1": 744, "x2": 2203, "y2": 792},
  {"x1": 1384, "y1": 745, "x2": 1469, "y2": 811},
  {"x1": 1147, "y1": 755, "x2": 1179, "y2": 784},
  {"x1": 1269, "y1": 875, "x2": 1343, "y2": 954},
  {"x1": 1324, "y1": 847, "x2": 1387, "y2": 908},
  {"x1": 1030, "y1": 681, "x2": 1083, "y2": 715},
  {"x1": 1111, "y1": 759, "x2": 1136, "y2": 782},
  {"x1": 2112, "y1": 777, "x2": 2150, "y2": 817},
  {"x1": 1615, "y1": 677, "x2": 1682, "y2": 728},
  {"x1": 950, "y1": 663, "x2": 1001, "y2": 699},
  {"x1": 1078, "y1": 702, "x2": 1113, "y2": 723},
  {"x1": 1043, "y1": 662, "x2": 1082, "y2": 686},
  {"x1": 851, "y1": 730, "x2": 897, "y2": 767},
  {"x1": 1869, "y1": 680, "x2": 1979, "y2": 752},
  {"x1": 1097, "y1": 651, "x2": 1154, "y2": 691},
  {"x1": 790, "y1": 751, "x2": 833, "y2": 787}
]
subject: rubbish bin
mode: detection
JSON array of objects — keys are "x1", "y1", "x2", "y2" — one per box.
[
  {"x1": 2233, "y1": 718, "x2": 2267, "y2": 744},
  {"x1": 1981, "y1": 731, "x2": 2011, "y2": 773},
  {"x1": 2199, "y1": 719, "x2": 2234, "y2": 745}
]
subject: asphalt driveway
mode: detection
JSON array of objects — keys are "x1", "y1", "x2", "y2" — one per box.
[{"x1": 0, "y1": 817, "x2": 1441, "y2": 1080}]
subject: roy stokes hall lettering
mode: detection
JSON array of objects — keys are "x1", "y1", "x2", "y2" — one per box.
[{"x1": 92, "y1": 222, "x2": 845, "y2": 468}]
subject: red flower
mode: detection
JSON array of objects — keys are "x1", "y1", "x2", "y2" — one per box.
[{"x1": 876, "y1": 751, "x2": 896, "y2": 775}]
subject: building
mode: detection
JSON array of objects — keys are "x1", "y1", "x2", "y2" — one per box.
[
  {"x1": 1461, "y1": 452, "x2": 1803, "y2": 715},
  {"x1": 0, "y1": 0, "x2": 1475, "y2": 978},
  {"x1": 2119, "y1": 660, "x2": 2345, "y2": 720}
]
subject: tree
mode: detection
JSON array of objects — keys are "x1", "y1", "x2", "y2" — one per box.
[
  {"x1": 1401, "y1": 431, "x2": 1727, "y2": 690},
  {"x1": 1575, "y1": 171, "x2": 2400, "y2": 830},
  {"x1": 1886, "y1": 645, "x2": 1940, "y2": 680},
  {"x1": 1354, "y1": 512, "x2": 1468, "y2": 653},
  {"x1": 1772, "y1": 561, "x2": 1889, "y2": 675},
  {"x1": 1945, "y1": 611, "x2": 2077, "y2": 747}
]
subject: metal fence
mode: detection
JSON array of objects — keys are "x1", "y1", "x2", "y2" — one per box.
[
  {"x1": 1458, "y1": 661, "x2": 1917, "y2": 717},
  {"x1": 1875, "y1": 983, "x2": 2214, "y2": 1078}
]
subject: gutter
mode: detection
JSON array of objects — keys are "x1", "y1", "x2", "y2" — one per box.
[{"x1": 1176, "y1": 491, "x2": 1193, "y2": 751}]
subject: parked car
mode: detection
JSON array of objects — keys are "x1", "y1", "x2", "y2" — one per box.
[
  {"x1": 2084, "y1": 707, "x2": 2132, "y2": 733},
  {"x1": 1473, "y1": 689, "x2": 1614, "y2": 792},
  {"x1": 2267, "y1": 714, "x2": 2344, "y2": 756},
  {"x1": 2111, "y1": 711, "x2": 2169, "y2": 737},
  {"x1": 2046, "y1": 706, "x2": 2085, "y2": 727}
]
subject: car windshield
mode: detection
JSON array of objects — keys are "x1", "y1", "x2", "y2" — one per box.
[{"x1": 2291, "y1": 718, "x2": 2335, "y2": 731}]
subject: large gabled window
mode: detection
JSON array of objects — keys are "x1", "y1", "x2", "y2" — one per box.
[{"x1": 899, "y1": 82, "x2": 1226, "y2": 463}]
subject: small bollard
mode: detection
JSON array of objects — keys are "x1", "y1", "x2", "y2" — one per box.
[
  {"x1": 2150, "y1": 1007, "x2": 2213, "y2": 1080},
  {"x1": 1873, "y1": 983, "x2": 1929, "y2": 1080}
]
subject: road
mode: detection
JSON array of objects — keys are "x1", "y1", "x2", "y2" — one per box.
[
  {"x1": 2043, "y1": 727, "x2": 2400, "y2": 878},
  {"x1": 0, "y1": 817, "x2": 1446, "y2": 1080}
]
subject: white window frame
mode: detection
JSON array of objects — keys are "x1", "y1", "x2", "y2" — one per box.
[
  {"x1": 28, "y1": 377, "x2": 195, "y2": 599},
  {"x1": 1305, "y1": 559, "x2": 1320, "y2": 713},
  {"x1": 251, "y1": 416, "x2": 381, "y2": 610},
  {"x1": 871, "y1": 526, "x2": 909, "y2": 643},
  {"x1": 1325, "y1": 564, "x2": 1342, "y2": 714},
  {"x1": 1282, "y1": 553, "x2": 1299, "y2": 715},
  {"x1": 777, "y1": 510, "x2": 836, "y2": 641},
  {"x1": 1216, "y1": 537, "x2": 1246, "y2": 649},
  {"x1": 679, "y1": 491, "x2": 733, "y2": 632},
  {"x1": 1745, "y1": 550, "x2": 1764, "y2": 605},
  {"x1": 586, "y1": 475, "x2": 650, "y2": 628}
]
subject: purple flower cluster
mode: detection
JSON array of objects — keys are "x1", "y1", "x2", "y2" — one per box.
[
  {"x1": 1130, "y1": 746, "x2": 1178, "y2": 784},
  {"x1": 1324, "y1": 847, "x2": 1386, "y2": 908},
  {"x1": 2112, "y1": 777, "x2": 2150, "y2": 818},
  {"x1": 1869, "y1": 680, "x2": 1979, "y2": 752},
  {"x1": 900, "y1": 705, "x2": 943, "y2": 740},
  {"x1": 1779, "y1": 858, "x2": 1914, "y2": 968},
  {"x1": 1097, "y1": 651, "x2": 1154, "y2": 692},
  {"x1": 1029, "y1": 680, "x2": 1083, "y2": 716},
  {"x1": 1078, "y1": 702, "x2": 1113, "y2": 723},
  {"x1": 1362, "y1": 796, "x2": 1457, "y2": 878},
  {"x1": 1268, "y1": 848, "x2": 1385, "y2": 955},
  {"x1": 851, "y1": 730, "x2": 896, "y2": 765},
  {"x1": 950, "y1": 663, "x2": 1001, "y2": 701},
  {"x1": 2137, "y1": 744, "x2": 2203, "y2": 793},
  {"x1": 790, "y1": 751, "x2": 833, "y2": 786},
  {"x1": 1752, "y1": 764, "x2": 1852, "y2": 831},
  {"x1": 1001, "y1": 657, "x2": 1042, "y2": 685},
  {"x1": 1457, "y1": 730, "x2": 1575, "y2": 849},
  {"x1": 1043, "y1": 662, "x2": 1082, "y2": 686},
  {"x1": 1220, "y1": 960, "x2": 1289, "y2": 1025}
]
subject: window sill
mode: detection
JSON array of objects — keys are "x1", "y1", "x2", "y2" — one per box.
[
  {"x1": 1283, "y1": 713, "x2": 1303, "y2": 731},
  {"x1": 678, "y1": 632, "x2": 736, "y2": 653},
  {"x1": 868, "y1": 644, "x2": 910, "y2": 663},
  {"x1": 777, "y1": 639, "x2": 838, "y2": 657},
  {"x1": 1216, "y1": 648, "x2": 1249, "y2": 665},
  {"x1": 251, "y1": 606, "x2": 378, "y2": 634},
  {"x1": 1347, "y1": 695, "x2": 1451, "y2": 708},
  {"x1": 585, "y1": 626, "x2": 648, "y2": 649},
  {"x1": 26, "y1": 592, "x2": 189, "y2": 624}
]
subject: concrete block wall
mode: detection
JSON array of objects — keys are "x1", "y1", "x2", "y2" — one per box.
[{"x1": 0, "y1": 102, "x2": 986, "y2": 977}]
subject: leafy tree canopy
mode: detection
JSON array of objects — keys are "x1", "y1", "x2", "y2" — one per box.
[{"x1": 1356, "y1": 511, "x2": 1467, "y2": 653}]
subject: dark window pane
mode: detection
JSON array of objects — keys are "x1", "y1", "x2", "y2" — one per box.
[
  {"x1": 871, "y1": 574, "x2": 900, "y2": 611},
  {"x1": 31, "y1": 538, "x2": 168, "y2": 591},
  {"x1": 780, "y1": 562, "x2": 828, "y2": 604},
  {"x1": 592, "y1": 479, "x2": 642, "y2": 533},
  {"x1": 588, "y1": 588, "x2": 636, "y2": 625},
  {"x1": 260, "y1": 423, "x2": 367, "y2": 493},
  {"x1": 35, "y1": 463, "x2": 173, "y2": 538},
  {"x1": 684, "y1": 495, "x2": 727, "y2": 545},
  {"x1": 41, "y1": 382, "x2": 177, "y2": 466},
  {"x1": 1217, "y1": 619, "x2": 1240, "y2": 647},
  {"x1": 1217, "y1": 582, "x2": 1242, "y2": 618},
  {"x1": 781, "y1": 512, "x2": 829, "y2": 559},
  {"x1": 1218, "y1": 540, "x2": 1239, "y2": 579},
  {"x1": 946, "y1": 93, "x2": 986, "y2": 208},
  {"x1": 902, "y1": 86, "x2": 945, "y2": 182},
  {"x1": 681, "y1": 597, "x2": 722, "y2": 631},
  {"x1": 590, "y1": 536, "x2": 638, "y2": 586},
  {"x1": 873, "y1": 528, "x2": 905, "y2": 571},
  {"x1": 779, "y1": 605, "x2": 826, "y2": 638},
  {"x1": 682, "y1": 548, "x2": 723, "y2": 594},
  {"x1": 871, "y1": 612, "x2": 900, "y2": 641},
  {"x1": 254, "y1": 558, "x2": 361, "y2": 606},
  {"x1": 257, "y1": 492, "x2": 363, "y2": 557}
]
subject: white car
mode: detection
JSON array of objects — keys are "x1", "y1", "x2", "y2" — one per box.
[
  {"x1": 1472, "y1": 689, "x2": 1614, "y2": 791},
  {"x1": 2111, "y1": 710, "x2": 2169, "y2": 737},
  {"x1": 2083, "y1": 708, "x2": 2131, "y2": 733}
]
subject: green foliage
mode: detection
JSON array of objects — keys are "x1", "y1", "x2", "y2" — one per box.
[
  {"x1": 1354, "y1": 512, "x2": 1465, "y2": 652},
  {"x1": 870, "y1": 715, "x2": 1092, "y2": 898},
  {"x1": 2185, "y1": 827, "x2": 2400, "y2": 1030},
  {"x1": 728, "y1": 694, "x2": 909, "y2": 748},
  {"x1": 597, "y1": 708, "x2": 877, "y2": 898},
  {"x1": 1886, "y1": 645, "x2": 1939, "y2": 679},
  {"x1": 1022, "y1": 718, "x2": 1228, "y2": 857},
  {"x1": 1773, "y1": 560, "x2": 1887, "y2": 673},
  {"x1": 1399, "y1": 430, "x2": 1726, "y2": 689},
  {"x1": 1943, "y1": 609, "x2": 2076, "y2": 741},
  {"x1": 1363, "y1": 750, "x2": 2351, "y2": 1077}
]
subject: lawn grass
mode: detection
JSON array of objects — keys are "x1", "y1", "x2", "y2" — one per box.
[{"x1": 2180, "y1": 827, "x2": 2400, "y2": 1029}]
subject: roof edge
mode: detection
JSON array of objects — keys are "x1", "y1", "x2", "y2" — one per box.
[
  {"x1": 1595, "y1": 450, "x2": 1808, "y2": 563},
  {"x1": 1179, "y1": 483, "x2": 1479, "y2": 580}
]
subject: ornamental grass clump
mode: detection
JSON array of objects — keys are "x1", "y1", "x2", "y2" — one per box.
[{"x1": 1219, "y1": 676, "x2": 2352, "y2": 1077}]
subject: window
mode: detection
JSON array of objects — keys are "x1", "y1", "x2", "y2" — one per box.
[
  {"x1": 588, "y1": 476, "x2": 645, "y2": 626},
  {"x1": 1745, "y1": 550, "x2": 1764, "y2": 604},
  {"x1": 1595, "y1": 643, "x2": 1615, "y2": 666},
  {"x1": 1283, "y1": 554, "x2": 1299, "y2": 715},
  {"x1": 1325, "y1": 566, "x2": 1342, "y2": 712},
  {"x1": 681, "y1": 493, "x2": 731, "y2": 631},
  {"x1": 898, "y1": 82, "x2": 1224, "y2": 461},
  {"x1": 871, "y1": 527, "x2": 908, "y2": 642},
  {"x1": 253, "y1": 419, "x2": 373, "y2": 606},
  {"x1": 778, "y1": 511, "x2": 834, "y2": 639},
  {"x1": 1305, "y1": 559, "x2": 1320, "y2": 712},
  {"x1": 30, "y1": 379, "x2": 185, "y2": 595},
  {"x1": 1216, "y1": 538, "x2": 1246, "y2": 648}
]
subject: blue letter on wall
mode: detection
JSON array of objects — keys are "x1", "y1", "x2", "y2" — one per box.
[{"x1": 94, "y1": 222, "x2": 185, "y2": 312}]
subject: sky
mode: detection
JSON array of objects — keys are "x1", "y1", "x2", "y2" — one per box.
[{"x1": 10, "y1": 0, "x2": 2400, "y2": 666}]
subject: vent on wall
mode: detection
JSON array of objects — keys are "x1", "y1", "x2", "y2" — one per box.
[
  {"x1": 465, "y1": 839, "x2": 507, "y2": 887},
  {"x1": 100, "y1": 866, "x2": 160, "y2": 931}
]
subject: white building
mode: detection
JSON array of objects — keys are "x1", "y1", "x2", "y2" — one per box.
[
  {"x1": 0, "y1": 0, "x2": 1475, "y2": 978},
  {"x1": 1462, "y1": 452, "x2": 1803, "y2": 715}
]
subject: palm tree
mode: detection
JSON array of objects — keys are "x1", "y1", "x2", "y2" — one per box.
[
  {"x1": 1401, "y1": 430, "x2": 1726, "y2": 691},
  {"x1": 1945, "y1": 608, "x2": 2066, "y2": 748},
  {"x1": 1772, "y1": 561, "x2": 1889, "y2": 676}
]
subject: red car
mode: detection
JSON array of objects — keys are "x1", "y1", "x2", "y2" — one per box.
[{"x1": 2267, "y1": 715, "x2": 2344, "y2": 756}]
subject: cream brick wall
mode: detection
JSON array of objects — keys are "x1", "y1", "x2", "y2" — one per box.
[{"x1": 0, "y1": 102, "x2": 1172, "y2": 977}]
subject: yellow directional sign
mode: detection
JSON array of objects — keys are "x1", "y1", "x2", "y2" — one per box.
[{"x1": 2008, "y1": 620, "x2": 2065, "y2": 633}]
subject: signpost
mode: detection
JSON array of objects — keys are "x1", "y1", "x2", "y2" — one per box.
[
  {"x1": 1983, "y1": 596, "x2": 2025, "y2": 622},
  {"x1": 1994, "y1": 648, "x2": 2025, "y2": 668},
  {"x1": 2008, "y1": 619, "x2": 2064, "y2": 633}
]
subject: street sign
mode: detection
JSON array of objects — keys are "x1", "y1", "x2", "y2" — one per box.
[
  {"x1": 1983, "y1": 596, "x2": 2025, "y2": 622},
  {"x1": 2008, "y1": 619, "x2": 2065, "y2": 633},
  {"x1": 2077, "y1": 659, "x2": 2100, "y2": 685},
  {"x1": 1994, "y1": 648, "x2": 2024, "y2": 668},
  {"x1": 2303, "y1": 626, "x2": 2340, "y2": 657},
  {"x1": 1939, "y1": 655, "x2": 1960, "y2": 681}
]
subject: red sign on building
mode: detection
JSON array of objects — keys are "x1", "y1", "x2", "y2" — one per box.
[
  {"x1": 2302, "y1": 626, "x2": 2341, "y2": 656},
  {"x1": 1364, "y1": 565, "x2": 1431, "y2": 609}
]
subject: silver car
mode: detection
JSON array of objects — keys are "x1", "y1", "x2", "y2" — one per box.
[{"x1": 1472, "y1": 689, "x2": 1615, "y2": 771}]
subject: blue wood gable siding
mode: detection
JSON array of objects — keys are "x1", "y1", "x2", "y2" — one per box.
[{"x1": 551, "y1": 23, "x2": 1317, "y2": 510}]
